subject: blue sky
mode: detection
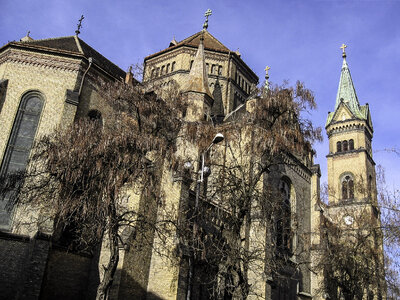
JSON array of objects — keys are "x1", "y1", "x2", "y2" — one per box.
[{"x1": 1, "y1": 0, "x2": 400, "y2": 188}]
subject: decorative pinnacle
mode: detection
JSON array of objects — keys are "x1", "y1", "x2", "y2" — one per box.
[
  {"x1": 27, "y1": 30, "x2": 31, "y2": 37},
  {"x1": 340, "y1": 43, "x2": 347, "y2": 58},
  {"x1": 264, "y1": 66, "x2": 271, "y2": 92},
  {"x1": 265, "y1": 66, "x2": 270, "y2": 79},
  {"x1": 75, "y1": 15, "x2": 85, "y2": 36},
  {"x1": 203, "y1": 9, "x2": 212, "y2": 30}
]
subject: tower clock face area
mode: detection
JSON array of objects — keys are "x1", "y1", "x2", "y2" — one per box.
[{"x1": 344, "y1": 215, "x2": 354, "y2": 225}]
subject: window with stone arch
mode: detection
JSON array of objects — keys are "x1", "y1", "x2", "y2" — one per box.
[
  {"x1": 349, "y1": 139, "x2": 354, "y2": 150},
  {"x1": 343, "y1": 140, "x2": 348, "y2": 151},
  {"x1": 0, "y1": 91, "x2": 44, "y2": 228},
  {"x1": 276, "y1": 177, "x2": 295, "y2": 254},
  {"x1": 337, "y1": 141, "x2": 342, "y2": 152},
  {"x1": 341, "y1": 174, "x2": 354, "y2": 200}
]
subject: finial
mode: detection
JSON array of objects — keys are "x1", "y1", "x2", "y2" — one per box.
[
  {"x1": 128, "y1": 65, "x2": 132, "y2": 73},
  {"x1": 75, "y1": 15, "x2": 85, "y2": 36},
  {"x1": 340, "y1": 43, "x2": 347, "y2": 58},
  {"x1": 265, "y1": 66, "x2": 270, "y2": 79},
  {"x1": 264, "y1": 66, "x2": 271, "y2": 92},
  {"x1": 203, "y1": 9, "x2": 212, "y2": 30},
  {"x1": 27, "y1": 31, "x2": 30, "y2": 37}
]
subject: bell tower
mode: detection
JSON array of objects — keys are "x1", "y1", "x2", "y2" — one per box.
[{"x1": 326, "y1": 44, "x2": 376, "y2": 207}]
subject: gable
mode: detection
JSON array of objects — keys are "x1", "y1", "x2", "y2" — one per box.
[{"x1": 326, "y1": 102, "x2": 356, "y2": 127}]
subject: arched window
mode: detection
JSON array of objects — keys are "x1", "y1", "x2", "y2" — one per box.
[
  {"x1": 166, "y1": 64, "x2": 170, "y2": 73},
  {"x1": 343, "y1": 140, "x2": 348, "y2": 152},
  {"x1": 368, "y1": 175, "x2": 373, "y2": 200},
  {"x1": 0, "y1": 92, "x2": 44, "y2": 228},
  {"x1": 87, "y1": 109, "x2": 103, "y2": 127},
  {"x1": 342, "y1": 175, "x2": 354, "y2": 200},
  {"x1": 349, "y1": 139, "x2": 354, "y2": 150},
  {"x1": 337, "y1": 141, "x2": 342, "y2": 152},
  {"x1": 277, "y1": 178, "x2": 292, "y2": 253},
  {"x1": 171, "y1": 61, "x2": 176, "y2": 72}
]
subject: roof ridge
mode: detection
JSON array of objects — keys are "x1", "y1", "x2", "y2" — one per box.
[
  {"x1": 78, "y1": 38, "x2": 125, "y2": 75},
  {"x1": 74, "y1": 35, "x2": 84, "y2": 54},
  {"x1": 20, "y1": 35, "x2": 76, "y2": 43}
]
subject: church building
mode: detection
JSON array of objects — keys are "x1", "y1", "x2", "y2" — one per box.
[{"x1": 0, "y1": 13, "x2": 385, "y2": 300}]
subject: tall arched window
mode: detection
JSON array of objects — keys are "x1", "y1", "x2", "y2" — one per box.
[
  {"x1": 343, "y1": 140, "x2": 348, "y2": 152},
  {"x1": 349, "y1": 139, "x2": 354, "y2": 150},
  {"x1": 0, "y1": 91, "x2": 44, "y2": 228},
  {"x1": 342, "y1": 175, "x2": 354, "y2": 200},
  {"x1": 277, "y1": 178, "x2": 292, "y2": 254},
  {"x1": 337, "y1": 141, "x2": 342, "y2": 152},
  {"x1": 368, "y1": 175, "x2": 373, "y2": 200}
]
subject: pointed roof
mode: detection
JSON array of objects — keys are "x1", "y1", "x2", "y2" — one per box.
[
  {"x1": 1, "y1": 36, "x2": 125, "y2": 79},
  {"x1": 183, "y1": 33, "x2": 213, "y2": 99},
  {"x1": 145, "y1": 30, "x2": 231, "y2": 60},
  {"x1": 326, "y1": 55, "x2": 372, "y2": 128},
  {"x1": 334, "y1": 57, "x2": 361, "y2": 115}
]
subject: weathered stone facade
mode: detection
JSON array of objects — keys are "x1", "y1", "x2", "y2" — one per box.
[{"x1": 0, "y1": 29, "x2": 384, "y2": 300}]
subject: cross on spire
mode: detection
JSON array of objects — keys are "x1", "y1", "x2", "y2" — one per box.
[
  {"x1": 203, "y1": 9, "x2": 212, "y2": 30},
  {"x1": 340, "y1": 43, "x2": 347, "y2": 58},
  {"x1": 75, "y1": 15, "x2": 85, "y2": 36},
  {"x1": 265, "y1": 66, "x2": 271, "y2": 79}
]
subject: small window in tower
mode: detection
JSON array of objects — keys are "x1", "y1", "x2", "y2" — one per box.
[
  {"x1": 161, "y1": 65, "x2": 165, "y2": 75},
  {"x1": 151, "y1": 69, "x2": 155, "y2": 78},
  {"x1": 171, "y1": 61, "x2": 176, "y2": 72},
  {"x1": 337, "y1": 141, "x2": 342, "y2": 152},
  {"x1": 218, "y1": 65, "x2": 222, "y2": 75},
  {"x1": 211, "y1": 64, "x2": 215, "y2": 74},
  {"x1": 349, "y1": 139, "x2": 354, "y2": 150},
  {"x1": 190, "y1": 60, "x2": 194, "y2": 70},
  {"x1": 166, "y1": 64, "x2": 170, "y2": 73},
  {"x1": 156, "y1": 67, "x2": 160, "y2": 77},
  {"x1": 343, "y1": 140, "x2": 348, "y2": 151}
]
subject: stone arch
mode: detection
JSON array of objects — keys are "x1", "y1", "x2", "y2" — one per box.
[
  {"x1": 0, "y1": 90, "x2": 45, "y2": 228},
  {"x1": 340, "y1": 173, "x2": 354, "y2": 200}
]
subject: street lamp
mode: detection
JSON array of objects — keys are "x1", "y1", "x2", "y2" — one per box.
[
  {"x1": 187, "y1": 133, "x2": 224, "y2": 300},
  {"x1": 199, "y1": 133, "x2": 224, "y2": 183}
]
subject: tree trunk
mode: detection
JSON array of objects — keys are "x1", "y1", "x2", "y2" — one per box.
[{"x1": 96, "y1": 204, "x2": 119, "y2": 300}]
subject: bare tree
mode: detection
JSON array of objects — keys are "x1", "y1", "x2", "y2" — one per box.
[
  {"x1": 0, "y1": 80, "x2": 186, "y2": 300},
  {"x1": 178, "y1": 81, "x2": 321, "y2": 299}
]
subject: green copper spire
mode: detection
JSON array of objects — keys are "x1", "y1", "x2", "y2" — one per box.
[
  {"x1": 326, "y1": 44, "x2": 372, "y2": 128},
  {"x1": 334, "y1": 44, "x2": 362, "y2": 116}
]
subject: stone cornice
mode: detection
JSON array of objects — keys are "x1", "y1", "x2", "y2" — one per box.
[
  {"x1": 282, "y1": 152, "x2": 312, "y2": 183},
  {"x1": 326, "y1": 148, "x2": 375, "y2": 165},
  {"x1": 326, "y1": 119, "x2": 373, "y2": 139},
  {"x1": 0, "y1": 48, "x2": 81, "y2": 72}
]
